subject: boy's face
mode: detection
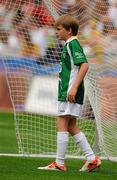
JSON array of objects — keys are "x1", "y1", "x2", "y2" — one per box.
[{"x1": 56, "y1": 25, "x2": 71, "y2": 41}]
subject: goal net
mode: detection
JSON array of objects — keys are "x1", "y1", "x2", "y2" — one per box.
[{"x1": 0, "y1": 0, "x2": 117, "y2": 160}]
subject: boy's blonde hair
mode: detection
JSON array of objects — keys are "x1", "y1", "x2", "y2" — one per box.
[{"x1": 55, "y1": 14, "x2": 79, "y2": 36}]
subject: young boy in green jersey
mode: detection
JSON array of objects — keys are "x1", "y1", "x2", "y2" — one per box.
[{"x1": 38, "y1": 14, "x2": 101, "y2": 172}]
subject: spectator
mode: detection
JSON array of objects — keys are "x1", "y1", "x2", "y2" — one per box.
[
  {"x1": 0, "y1": 2, "x2": 15, "y2": 44},
  {"x1": 30, "y1": 26, "x2": 49, "y2": 57},
  {"x1": 108, "y1": 1, "x2": 117, "y2": 28},
  {"x1": 80, "y1": 19, "x2": 104, "y2": 64},
  {"x1": 32, "y1": 0, "x2": 54, "y2": 26},
  {"x1": 17, "y1": 28, "x2": 40, "y2": 59},
  {"x1": 97, "y1": 60, "x2": 117, "y2": 122}
]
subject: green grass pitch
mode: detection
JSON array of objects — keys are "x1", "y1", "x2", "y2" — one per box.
[{"x1": 0, "y1": 112, "x2": 117, "y2": 180}]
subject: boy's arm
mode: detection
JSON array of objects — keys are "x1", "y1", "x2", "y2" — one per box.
[{"x1": 67, "y1": 62, "x2": 89, "y2": 103}]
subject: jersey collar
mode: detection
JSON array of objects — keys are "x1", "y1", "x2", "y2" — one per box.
[{"x1": 66, "y1": 36, "x2": 77, "y2": 44}]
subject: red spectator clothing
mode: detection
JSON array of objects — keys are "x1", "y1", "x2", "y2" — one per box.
[{"x1": 32, "y1": 5, "x2": 54, "y2": 26}]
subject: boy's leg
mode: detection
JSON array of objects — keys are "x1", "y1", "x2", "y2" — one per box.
[
  {"x1": 73, "y1": 132, "x2": 95, "y2": 161},
  {"x1": 55, "y1": 116, "x2": 69, "y2": 165},
  {"x1": 73, "y1": 132, "x2": 101, "y2": 171},
  {"x1": 37, "y1": 116, "x2": 69, "y2": 171},
  {"x1": 68, "y1": 118, "x2": 101, "y2": 171},
  {"x1": 56, "y1": 131, "x2": 68, "y2": 165},
  {"x1": 68, "y1": 117, "x2": 95, "y2": 161}
]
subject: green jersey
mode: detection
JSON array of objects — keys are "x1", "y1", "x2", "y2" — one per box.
[{"x1": 58, "y1": 36, "x2": 87, "y2": 104}]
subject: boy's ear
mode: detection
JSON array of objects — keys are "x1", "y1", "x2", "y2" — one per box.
[{"x1": 69, "y1": 28, "x2": 72, "y2": 34}]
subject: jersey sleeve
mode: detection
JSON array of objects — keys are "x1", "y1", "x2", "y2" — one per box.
[{"x1": 69, "y1": 39, "x2": 87, "y2": 65}]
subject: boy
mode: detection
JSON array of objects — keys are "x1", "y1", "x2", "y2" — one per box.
[{"x1": 38, "y1": 14, "x2": 101, "y2": 172}]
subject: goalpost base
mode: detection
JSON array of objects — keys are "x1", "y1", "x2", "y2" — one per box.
[{"x1": 0, "y1": 153, "x2": 116, "y2": 162}]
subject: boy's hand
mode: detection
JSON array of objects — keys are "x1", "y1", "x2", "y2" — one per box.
[{"x1": 67, "y1": 86, "x2": 77, "y2": 103}]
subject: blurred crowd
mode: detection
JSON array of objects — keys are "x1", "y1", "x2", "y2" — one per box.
[{"x1": 0, "y1": 0, "x2": 117, "y2": 64}]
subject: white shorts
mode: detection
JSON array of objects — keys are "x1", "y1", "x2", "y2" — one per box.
[{"x1": 57, "y1": 101, "x2": 82, "y2": 117}]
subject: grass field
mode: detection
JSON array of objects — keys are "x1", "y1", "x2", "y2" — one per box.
[{"x1": 0, "y1": 112, "x2": 117, "y2": 180}]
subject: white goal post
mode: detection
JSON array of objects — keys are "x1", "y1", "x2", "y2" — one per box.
[{"x1": 0, "y1": 0, "x2": 117, "y2": 161}]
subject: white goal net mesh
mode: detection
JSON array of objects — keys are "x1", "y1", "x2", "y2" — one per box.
[{"x1": 0, "y1": 0, "x2": 117, "y2": 160}]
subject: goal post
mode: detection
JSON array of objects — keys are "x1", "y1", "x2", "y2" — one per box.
[{"x1": 0, "y1": 0, "x2": 117, "y2": 161}]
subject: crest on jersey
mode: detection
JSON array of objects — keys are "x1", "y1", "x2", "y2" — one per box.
[{"x1": 75, "y1": 52, "x2": 84, "y2": 59}]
